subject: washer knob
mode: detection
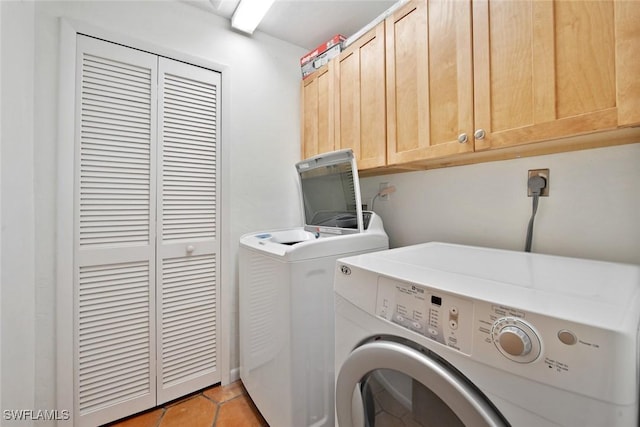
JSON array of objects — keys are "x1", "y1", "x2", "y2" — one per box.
[{"x1": 498, "y1": 326, "x2": 532, "y2": 356}]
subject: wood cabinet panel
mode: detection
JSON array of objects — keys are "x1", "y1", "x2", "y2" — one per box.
[
  {"x1": 386, "y1": 0, "x2": 474, "y2": 165},
  {"x1": 335, "y1": 24, "x2": 386, "y2": 169},
  {"x1": 301, "y1": 64, "x2": 334, "y2": 159},
  {"x1": 555, "y1": 1, "x2": 616, "y2": 118},
  {"x1": 616, "y1": 0, "x2": 640, "y2": 126},
  {"x1": 473, "y1": 0, "x2": 621, "y2": 151}
]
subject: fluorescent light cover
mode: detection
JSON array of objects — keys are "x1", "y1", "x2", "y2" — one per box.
[{"x1": 231, "y1": 0, "x2": 276, "y2": 34}]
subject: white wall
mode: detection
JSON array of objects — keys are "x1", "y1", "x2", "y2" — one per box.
[
  {"x1": 0, "y1": 0, "x2": 3, "y2": 418},
  {"x1": 2, "y1": 0, "x2": 306, "y2": 421},
  {"x1": 361, "y1": 143, "x2": 640, "y2": 265},
  {"x1": 1, "y1": 1, "x2": 36, "y2": 423}
]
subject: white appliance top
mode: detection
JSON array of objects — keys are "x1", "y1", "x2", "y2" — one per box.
[
  {"x1": 240, "y1": 213, "x2": 388, "y2": 261},
  {"x1": 337, "y1": 242, "x2": 640, "y2": 331}
]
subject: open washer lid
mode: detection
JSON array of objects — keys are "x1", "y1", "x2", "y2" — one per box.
[{"x1": 296, "y1": 149, "x2": 365, "y2": 234}]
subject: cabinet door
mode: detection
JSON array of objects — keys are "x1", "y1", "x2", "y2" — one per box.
[
  {"x1": 73, "y1": 36, "x2": 221, "y2": 425},
  {"x1": 386, "y1": 0, "x2": 474, "y2": 165},
  {"x1": 472, "y1": 0, "x2": 621, "y2": 150},
  {"x1": 301, "y1": 63, "x2": 335, "y2": 159},
  {"x1": 75, "y1": 35, "x2": 158, "y2": 427},
  {"x1": 335, "y1": 23, "x2": 386, "y2": 169},
  {"x1": 156, "y1": 58, "x2": 221, "y2": 404}
]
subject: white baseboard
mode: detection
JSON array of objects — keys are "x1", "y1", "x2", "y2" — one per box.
[{"x1": 228, "y1": 367, "x2": 240, "y2": 384}]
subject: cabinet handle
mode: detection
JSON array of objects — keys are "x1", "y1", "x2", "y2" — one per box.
[
  {"x1": 186, "y1": 245, "x2": 195, "y2": 254},
  {"x1": 457, "y1": 133, "x2": 468, "y2": 144},
  {"x1": 474, "y1": 129, "x2": 486, "y2": 140}
]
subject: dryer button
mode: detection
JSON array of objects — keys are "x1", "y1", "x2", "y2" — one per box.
[{"x1": 558, "y1": 329, "x2": 577, "y2": 346}]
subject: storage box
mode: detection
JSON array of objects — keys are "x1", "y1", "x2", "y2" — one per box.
[{"x1": 300, "y1": 34, "x2": 345, "y2": 79}]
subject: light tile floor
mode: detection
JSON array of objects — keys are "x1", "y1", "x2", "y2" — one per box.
[{"x1": 104, "y1": 380, "x2": 268, "y2": 427}]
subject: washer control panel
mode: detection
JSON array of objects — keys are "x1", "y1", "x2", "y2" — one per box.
[{"x1": 376, "y1": 276, "x2": 474, "y2": 355}]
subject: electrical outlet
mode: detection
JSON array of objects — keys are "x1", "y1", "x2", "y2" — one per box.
[
  {"x1": 528, "y1": 169, "x2": 550, "y2": 197},
  {"x1": 379, "y1": 182, "x2": 391, "y2": 201}
]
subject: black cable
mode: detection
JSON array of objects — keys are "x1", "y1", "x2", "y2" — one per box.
[
  {"x1": 525, "y1": 175, "x2": 546, "y2": 252},
  {"x1": 524, "y1": 194, "x2": 539, "y2": 252}
]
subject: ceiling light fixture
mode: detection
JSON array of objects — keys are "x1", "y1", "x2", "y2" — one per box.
[{"x1": 231, "y1": 0, "x2": 276, "y2": 35}]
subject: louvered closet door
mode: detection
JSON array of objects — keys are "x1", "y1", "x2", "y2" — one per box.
[
  {"x1": 156, "y1": 58, "x2": 221, "y2": 404},
  {"x1": 74, "y1": 35, "x2": 158, "y2": 427}
]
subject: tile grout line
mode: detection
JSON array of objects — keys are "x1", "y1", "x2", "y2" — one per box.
[
  {"x1": 153, "y1": 407, "x2": 167, "y2": 427},
  {"x1": 200, "y1": 391, "x2": 221, "y2": 427}
]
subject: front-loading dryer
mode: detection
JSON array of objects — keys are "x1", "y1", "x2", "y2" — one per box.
[{"x1": 334, "y1": 242, "x2": 640, "y2": 426}]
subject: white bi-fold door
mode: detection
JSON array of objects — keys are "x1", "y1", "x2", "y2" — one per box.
[{"x1": 74, "y1": 35, "x2": 220, "y2": 426}]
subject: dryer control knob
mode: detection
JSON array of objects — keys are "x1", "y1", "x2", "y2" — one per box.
[
  {"x1": 491, "y1": 317, "x2": 541, "y2": 363},
  {"x1": 498, "y1": 326, "x2": 532, "y2": 356}
]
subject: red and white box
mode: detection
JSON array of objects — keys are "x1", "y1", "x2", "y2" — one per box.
[{"x1": 300, "y1": 34, "x2": 346, "y2": 79}]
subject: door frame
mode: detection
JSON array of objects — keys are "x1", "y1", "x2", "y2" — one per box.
[
  {"x1": 56, "y1": 18, "x2": 231, "y2": 423},
  {"x1": 335, "y1": 338, "x2": 508, "y2": 427}
]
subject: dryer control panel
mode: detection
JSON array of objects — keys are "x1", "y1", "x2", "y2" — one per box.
[{"x1": 376, "y1": 276, "x2": 474, "y2": 355}]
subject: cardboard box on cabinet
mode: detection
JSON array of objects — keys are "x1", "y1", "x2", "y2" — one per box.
[{"x1": 300, "y1": 34, "x2": 345, "y2": 79}]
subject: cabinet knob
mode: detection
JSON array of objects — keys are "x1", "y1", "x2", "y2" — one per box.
[
  {"x1": 186, "y1": 245, "x2": 195, "y2": 254},
  {"x1": 474, "y1": 129, "x2": 486, "y2": 140},
  {"x1": 457, "y1": 133, "x2": 468, "y2": 144}
]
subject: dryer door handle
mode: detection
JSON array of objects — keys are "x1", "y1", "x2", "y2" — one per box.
[{"x1": 336, "y1": 340, "x2": 508, "y2": 427}]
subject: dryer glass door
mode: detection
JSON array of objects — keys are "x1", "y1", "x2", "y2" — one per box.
[
  {"x1": 361, "y1": 368, "x2": 466, "y2": 426},
  {"x1": 336, "y1": 339, "x2": 509, "y2": 427}
]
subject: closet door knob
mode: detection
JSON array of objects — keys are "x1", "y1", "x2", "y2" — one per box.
[{"x1": 457, "y1": 133, "x2": 468, "y2": 144}]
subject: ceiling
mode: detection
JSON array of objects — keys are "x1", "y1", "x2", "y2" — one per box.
[{"x1": 182, "y1": 0, "x2": 399, "y2": 50}]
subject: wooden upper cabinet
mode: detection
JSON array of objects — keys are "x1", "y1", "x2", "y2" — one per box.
[
  {"x1": 301, "y1": 62, "x2": 335, "y2": 159},
  {"x1": 472, "y1": 0, "x2": 636, "y2": 151},
  {"x1": 615, "y1": 0, "x2": 640, "y2": 127},
  {"x1": 335, "y1": 23, "x2": 387, "y2": 170},
  {"x1": 386, "y1": 0, "x2": 475, "y2": 165},
  {"x1": 301, "y1": 0, "x2": 639, "y2": 170}
]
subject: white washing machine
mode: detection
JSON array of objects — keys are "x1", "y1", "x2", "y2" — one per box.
[
  {"x1": 334, "y1": 242, "x2": 640, "y2": 427},
  {"x1": 239, "y1": 149, "x2": 388, "y2": 427}
]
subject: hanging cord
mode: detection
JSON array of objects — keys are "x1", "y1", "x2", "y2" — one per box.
[
  {"x1": 524, "y1": 175, "x2": 547, "y2": 252},
  {"x1": 524, "y1": 194, "x2": 539, "y2": 252},
  {"x1": 371, "y1": 186, "x2": 396, "y2": 211}
]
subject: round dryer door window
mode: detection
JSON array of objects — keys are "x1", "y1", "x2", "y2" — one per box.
[{"x1": 336, "y1": 338, "x2": 508, "y2": 427}]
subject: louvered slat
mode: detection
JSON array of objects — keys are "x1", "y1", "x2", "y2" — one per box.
[
  {"x1": 160, "y1": 255, "x2": 217, "y2": 386},
  {"x1": 161, "y1": 72, "x2": 217, "y2": 242},
  {"x1": 78, "y1": 261, "x2": 151, "y2": 414},
  {"x1": 247, "y1": 252, "x2": 278, "y2": 359},
  {"x1": 79, "y1": 52, "x2": 152, "y2": 248}
]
